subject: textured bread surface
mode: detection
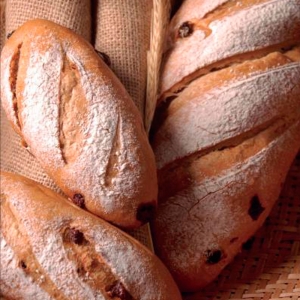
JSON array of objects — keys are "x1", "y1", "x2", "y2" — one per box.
[
  {"x1": 151, "y1": 0, "x2": 300, "y2": 291},
  {"x1": 0, "y1": 19, "x2": 158, "y2": 229},
  {"x1": 153, "y1": 49, "x2": 300, "y2": 169},
  {"x1": 0, "y1": 171, "x2": 182, "y2": 300},
  {"x1": 159, "y1": 0, "x2": 300, "y2": 102}
]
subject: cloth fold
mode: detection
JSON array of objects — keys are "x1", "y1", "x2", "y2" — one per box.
[{"x1": 93, "y1": 0, "x2": 152, "y2": 118}]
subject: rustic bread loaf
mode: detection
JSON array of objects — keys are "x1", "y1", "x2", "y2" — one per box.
[
  {"x1": 0, "y1": 171, "x2": 182, "y2": 300},
  {"x1": 0, "y1": 19, "x2": 158, "y2": 229},
  {"x1": 150, "y1": 0, "x2": 300, "y2": 291},
  {"x1": 159, "y1": 0, "x2": 300, "y2": 102}
]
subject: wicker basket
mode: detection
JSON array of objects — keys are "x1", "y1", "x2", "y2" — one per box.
[{"x1": 183, "y1": 152, "x2": 300, "y2": 300}]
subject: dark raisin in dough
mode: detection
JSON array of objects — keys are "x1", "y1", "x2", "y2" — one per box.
[
  {"x1": 72, "y1": 194, "x2": 85, "y2": 208},
  {"x1": 178, "y1": 22, "x2": 194, "y2": 38},
  {"x1": 205, "y1": 249, "x2": 223, "y2": 264},
  {"x1": 20, "y1": 260, "x2": 27, "y2": 269},
  {"x1": 248, "y1": 195, "x2": 265, "y2": 220},
  {"x1": 69, "y1": 228, "x2": 85, "y2": 245}
]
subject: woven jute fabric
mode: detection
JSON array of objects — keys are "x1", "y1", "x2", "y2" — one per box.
[
  {"x1": 1, "y1": 109, "x2": 61, "y2": 193},
  {"x1": 5, "y1": 0, "x2": 91, "y2": 41},
  {"x1": 0, "y1": 0, "x2": 5, "y2": 51},
  {"x1": 183, "y1": 152, "x2": 300, "y2": 300},
  {"x1": 0, "y1": 0, "x2": 153, "y2": 250},
  {"x1": 93, "y1": 0, "x2": 152, "y2": 119}
]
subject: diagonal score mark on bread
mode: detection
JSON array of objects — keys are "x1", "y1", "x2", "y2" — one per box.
[
  {"x1": 58, "y1": 54, "x2": 87, "y2": 165},
  {"x1": 0, "y1": 177, "x2": 128, "y2": 299},
  {"x1": 0, "y1": 19, "x2": 158, "y2": 228},
  {"x1": 0, "y1": 189, "x2": 132, "y2": 299},
  {"x1": 153, "y1": 46, "x2": 300, "y2": 138},
  {"x1": 104, "y1": 113, "x2": 121, "y2": 188},
  {"x1": 0, "y1": 172, "x2": 182, "y2": 299},
  {"x1": 159, "y1": 0, "x2": 300, "y2": 103},
  {"x1": 153, "y1": 48, "x2": 300, "y2": 170},
  {"x1": 152, "y1": 120, "x2": 300, "y2": 291},
  {"x1": 1, "y1": 189, "x2": 95, "y2": 299},
  {"x1": 157, "y1": 117, "x2": 287, "y2": 201},
  {"x1": 151, "y1": 0, "x2": 300, "y2": 288},
  {"x1": 169, "y1": 0, "x2": 271, "y2": 44},
  {"x1": 161, "y1": 43, "x2": 300, "y2": 103},
  {"x1": 0, "y1": 193, "x2": 68, "y2": 300},
  {"x1": 8, "y1": 43, "x2": 23, "y2": 133},
  {"x1": 1, "y1": 42, "x2": 24, "y2": 135}
]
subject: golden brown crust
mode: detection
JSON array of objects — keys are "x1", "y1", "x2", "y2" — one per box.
[
  {"x1": 0, "y1": 19, "x2": 158, "y2": 229},
  {"x1": 159, "y1": 0, "x2": 300, "y2": 102},
  {"x1": 0, "y1": 171, "x2": 182, "y2": 300},
  {"x1": 153, "y1": 48, "x2": 300, "y2": 169},
  {"x1": 151, "y1": 48, "x2": 300, "y2": 291}
]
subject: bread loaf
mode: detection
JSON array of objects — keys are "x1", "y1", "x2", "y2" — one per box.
[
  {"x1": 159, "y1": 0, "x2": 300, "y2": 102},
  {"x1": 0, "y1": 171, "x2": 182, "y2": 300},
  {"x1": 0, "y1": 19, "x2": 158, "y2": 229},
  {"x1": 150, "y1": 0, "x2": 300, "y2": 292}
]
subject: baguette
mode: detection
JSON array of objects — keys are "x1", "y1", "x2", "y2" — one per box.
[
  {"x1": 0, "y1": 19, "x2": 158, "y2": 229},
  {"x1": 150, "y1": 0, "x2": 300, "y2": 290},
  {"x1": 0, "y1": 171, "x2": 182, "y2": 300}
]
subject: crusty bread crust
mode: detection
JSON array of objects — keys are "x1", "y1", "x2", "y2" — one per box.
[
  {"x1": 151, "y1": 46, "x2": 300, "y2": 291},
  {"x1": 0, "y1": 19, "x2": 158, "y2": 229},
  {"x1": 0, "y1": 171, "x2": 182, "y2": 300},
  {"x1": 159, "y1": 0, "x2": 300, "y2": 101},
  {"x1": 153, "y1": 49, "x2": 300, "y2": 169},
  {"x1": 152, "y1": 120, "x2": 300, "y2": 291}
]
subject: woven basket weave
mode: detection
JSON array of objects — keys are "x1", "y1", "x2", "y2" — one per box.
[{"x1": 184, "y1": 152, "x2": 300, "y2": 300}]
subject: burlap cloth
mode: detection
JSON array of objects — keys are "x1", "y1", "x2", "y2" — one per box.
[
  {"x1": 93, "y1": 0, "x2": 152, "y2": 116},
  {"x1": 0, "y1": 0, "x2": 153, "y2": 248}
]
